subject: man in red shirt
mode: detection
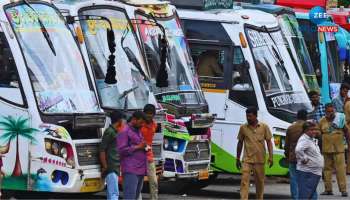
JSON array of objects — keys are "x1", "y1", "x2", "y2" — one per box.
[{"x1": 141, "y1": 104, "x2": 158, "y2": 200}]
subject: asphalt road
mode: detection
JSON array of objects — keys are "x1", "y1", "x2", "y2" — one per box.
[{"x1": 4, "y1": 174, "x2": 350, "y2": 199}]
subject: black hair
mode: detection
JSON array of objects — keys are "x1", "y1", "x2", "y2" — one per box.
[
  {"x1": 325, "y1": 103, "x2": 334, "y2": 109},
  {"x1": 308, "y1": 90, "x2": 319, "y2": 98},
  {"x1": 110, "y1": 111, "x2": 126, "y2": 124},
  {"x1": 303, "y1": 121, "x2": 318, "y2": 132},
  {"x1": 246, "y1": 106, "x2": 258, "y2": 116},
  {"x1": 340, "y1": 83, "x2": 350, "y2": 91},
  {"x1": 132, "y1": 111, "x2": 147, "y2": 120},
  {"x1": 143, "y1": 104, "x2": 156, "y2": 115},
  {"x1": 297, "y1": 109, "x2": 308, "y2": 120}
]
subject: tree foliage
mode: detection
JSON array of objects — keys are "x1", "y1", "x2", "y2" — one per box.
[{"x1": 339, "y1": 0, "x2": 350, "y2": 7}]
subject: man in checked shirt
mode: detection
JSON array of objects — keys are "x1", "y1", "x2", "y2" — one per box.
[{"x1": 309, "y1": 91, "x2": 326, "y2": 122}]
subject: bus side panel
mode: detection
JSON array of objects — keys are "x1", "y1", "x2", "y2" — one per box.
[{"x1": 0, "y1": 102, "x2": 31, "y2": 191}]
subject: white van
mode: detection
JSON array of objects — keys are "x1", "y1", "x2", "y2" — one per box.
[
  {"x1": 0, "y1": 0, "x2": 105, "y2": 193},
  {"x1": 176, "y1": 1, "x2": 312, "y2": 176}
]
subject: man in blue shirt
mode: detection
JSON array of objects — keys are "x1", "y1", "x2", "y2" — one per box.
[{"x1": 332, "y1": 83, "x2": 350, "y2": 113}]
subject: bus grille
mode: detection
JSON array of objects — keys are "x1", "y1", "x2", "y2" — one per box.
[
  {"x1": 152, "y1": 143, "x2": 162, "y2": 160},
  {"x1": 184, "y1": 141, "x2": 210, "y2": 162},
  {"x1": 76, "y1": 143, "x2": 99, "y2": 166},
  {"x1": 188, "y1": 163, "x2": 209, "y2": 171}
]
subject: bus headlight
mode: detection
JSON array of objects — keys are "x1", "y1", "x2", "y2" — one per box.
[
  {"x1": 172, "y1": 140, "x2": 179, "y2": 151},
  {"x1": 163, "y1": 138, "x2": 169, "y2": 149}
]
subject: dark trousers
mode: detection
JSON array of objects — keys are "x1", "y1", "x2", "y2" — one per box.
[
  {"x1": 296, "y1": 170, "x2": 321, "y2": 199},
  {"x1": 123, "y1": 173, "x2": 144, "y2": 200}
]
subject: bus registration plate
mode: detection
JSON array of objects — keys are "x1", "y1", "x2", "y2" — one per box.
[{"x1": 198, "y1": 170, "x2": 209, "y2": 180}]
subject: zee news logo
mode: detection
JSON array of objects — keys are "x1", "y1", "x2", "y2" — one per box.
[{"x1": 309, "y1": 6, "x2": 338, "y2": 33}]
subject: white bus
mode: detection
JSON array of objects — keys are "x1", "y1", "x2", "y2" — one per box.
[
  {"x1": 120, "y1": 0, "x2": 215, "y2": 182},
  {"x1": 0, "y1": 0, "x2": 105, "y2": 193},
  {"x1": 175, "y1": 0, "x2": 312, "y2": 177},
  {"x1": 54, "y1": 0, "x2": 165, "y2": 172}
]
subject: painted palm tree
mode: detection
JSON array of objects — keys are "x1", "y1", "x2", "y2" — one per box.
[{"x1": 0, "y1": 116, "x2": 38, "y2": 177}]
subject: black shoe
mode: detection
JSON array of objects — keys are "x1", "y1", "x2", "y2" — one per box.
[
  {"x1": 341, "y1": 192, "x2": 348, "y2": 197},
  {"x1": 320, "y1": 191, "x2": 333, "y2": 195}
]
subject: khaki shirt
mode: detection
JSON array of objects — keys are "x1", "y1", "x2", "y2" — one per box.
[
  {"x1": 285, "y1": 120, "x2": 305, "y2": 163},
  {"x1": 344, "y1": 101, "x2": 350, "y2": 130},
  {"x1": 319, "y1": 117, "x2": 345, "y2": 153},
  {"x1": 237, "y1": 122, "x2": 272, "y2": 164}
]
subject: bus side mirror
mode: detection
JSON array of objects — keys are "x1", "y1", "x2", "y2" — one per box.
[{"x1": 156, "y1": 36, "x2": 169, "y2": 87}]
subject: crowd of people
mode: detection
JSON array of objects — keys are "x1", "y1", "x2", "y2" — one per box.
[
  {"x1": 99, "y1": 104, "x2": 158, "y2": 200},
  {"x1": 236, "y1": 83, "x2": 350, "y2": 200}
]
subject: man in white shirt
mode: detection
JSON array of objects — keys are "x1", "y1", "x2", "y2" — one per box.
[{"x1": 295, "y1": 121, "x2": 324, "y2": 199}]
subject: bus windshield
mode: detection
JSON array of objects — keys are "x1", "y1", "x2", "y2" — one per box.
[
  {"x1": 6, "y1": 3, "x2": 99, "y2": 114},
  {"x1": 278, "y1": 15, "x2": 319, "y2": 91},
  {"x1": 326, "y1": 35, "x2": 342, "y2": 83},
  {"x1": 135, "y1": 13, "x2": 206, "y2": 106},
  {"x1": 245, "y1": 26, "x2": 312, "y2": 113},
  {"x1": 79, "y1": 8, "x2": 152, "y2": 110}
]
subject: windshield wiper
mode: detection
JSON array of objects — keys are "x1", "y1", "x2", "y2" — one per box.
[
  {"x1": 262, "y1": 26, "x2": 290, "y2": 80},
  {"x1": 22, "y1": 0, "x2": 56, "y2": 56},
  {"x1": 119, "y1": 86, "x2": 139, "y2": 111},
  {"x1": 121, "y1": 26, "x2": 149, "y2": 81}
]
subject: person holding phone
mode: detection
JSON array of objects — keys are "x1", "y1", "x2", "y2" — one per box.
[
  {"x1": 236, "y1": 107, "x2": 274, "y2": 200},
  {"x1": 117, "y1": 111, "x2": 147, "y2": 200},
  {"x1": 99, "y1": 111, "x2": 126, "y2": 200}
]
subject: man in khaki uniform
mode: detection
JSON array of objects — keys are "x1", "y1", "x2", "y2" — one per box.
[
  {"x1": 284, "y1": 109, "x2": 308, "y2": 200},
  {"x1": 197, "y1": 50, "x2": 223, "y2": 77},
  {"x1": 344, "y1": 98, "x2": 350, "y2": 174},
  {"x1": 319, "y1": 103, "x2": 348, "y2": 197},
  {"x1": 236, "y1": 107, "x2": 273, "y2": 200}
]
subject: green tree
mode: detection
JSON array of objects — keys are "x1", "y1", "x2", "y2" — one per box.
[
  {"x1": 0, "y1": 116, "x2": 38, "y2": 176},
  {"x1": 339, "y1": 0, "x2": 350, "y2": 7}
]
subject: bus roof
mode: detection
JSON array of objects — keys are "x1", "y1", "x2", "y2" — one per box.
[
  {"x1": 238, "y1": 3, "x2": 295, "y2": 16},
  {"x1": 178, "y1": 7, "x2": 278, "y2": 28}
]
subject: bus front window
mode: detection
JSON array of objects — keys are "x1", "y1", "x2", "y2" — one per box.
[
  {"x1": 79, "y1": 8, "x2": 151, "y2": 110},
  {"x1": 245, "y1": 27, "x2": 312, "y2": 115},
  {"x1": 136, "y1": 13, "x2": 206, "y2": 106},
  {"x1": 6, "y1": 3, "x2": 99, "y2": 114},
  {"x1": 279, "y1": 15, "x2": 319, "y2": 91}
]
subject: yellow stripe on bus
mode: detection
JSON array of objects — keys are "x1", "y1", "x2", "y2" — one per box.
[{"x1": 202, "y1": 88, "x2": 227, "y2": 93}]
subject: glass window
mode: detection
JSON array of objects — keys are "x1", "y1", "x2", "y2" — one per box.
[
  {"x1": 191, "y1": 47, "x2": 225, "y2": 89},
  {"x1": 245, "y1": 26, "x2": 312, "y2": 113},
  {"x1": 230, "y1": 47, "x2": 256, "y2": 107},
  {"x1": 183, "y1": 20, "x2": 231, "y2": 44},
  {"x1": 6, "y1": 3, "x2": 99, "y2": 113},
  {"x1": 0, "y1": 32, "x2": 23, "y2": 105},
  {"x1": 79, "y1": 8, "x2": 151, "y2": 110},
  {"x1": 135, "y1": 14, "x2": 206, "y2": 106}
]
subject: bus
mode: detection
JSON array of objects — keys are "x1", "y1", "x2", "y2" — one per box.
[
  {"x1": 175, "y1": 0, "x2": 312, "y2": 178},
  {"x1": 121, "y1": 0, "x2": 215, "y2": 182},
  {"x1": 0, "y1": 0, "x2": 105, "y2": 193},
  {"x1": 54, "y1": 0, "x2": 165, "y2": 176}
]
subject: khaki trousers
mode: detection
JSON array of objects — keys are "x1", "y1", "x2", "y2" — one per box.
[
  {"x1": 323, "y1": 153, "x2": 347, "y2": 192},
  {"x1": 147, "y1": 161, "x2": 158, "y2": 200},
  {"x1": 240, "y1": 162, "x2": 265, "y2": 200},
  {"x1": 347, "y1": 150, "x2": 350, "y2": 174}
]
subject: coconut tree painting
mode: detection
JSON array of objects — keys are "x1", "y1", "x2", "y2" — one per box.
[{"x1": 0, "y1": 116, "x2": 38, "y2": 177}]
